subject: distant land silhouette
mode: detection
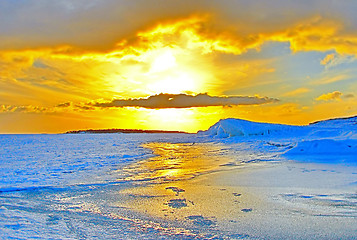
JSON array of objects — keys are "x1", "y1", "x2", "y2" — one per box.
[{"x1": 65, "y1": 128, "x2": 188, "y2": 134}]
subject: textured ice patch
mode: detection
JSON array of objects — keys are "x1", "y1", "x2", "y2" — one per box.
[{"x1": 284, "y1": 139, "x2": 357, "y2": 163}]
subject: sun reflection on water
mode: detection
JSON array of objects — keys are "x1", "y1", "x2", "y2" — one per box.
[
  {"x1": 121, "y1": 142, "x2": 231, "y2": 183},
  {"x1": 118, "y1": 142, "x2": 258, "y2": 223}
]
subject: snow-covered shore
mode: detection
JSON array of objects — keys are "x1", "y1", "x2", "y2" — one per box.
[{"x1": 199, "y1": 116, "x2": 357, "y2": 164}]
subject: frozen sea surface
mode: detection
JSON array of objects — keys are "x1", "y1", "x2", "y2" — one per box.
[
  {"x1": 0, "y1": 134, "x2": 199, "y2": 239},
  {"x1": 1, "y1": 133, "x2": 236, "y2": 239},
  {"x1": 0, "y1": 133, "x2": 165, "y2": 191},
  {"x1": 1, "y1": 117, "x2": 357, "y2": 239}
]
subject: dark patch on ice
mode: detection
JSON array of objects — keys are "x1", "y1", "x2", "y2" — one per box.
[
  {"x1": 127, "y1": 194, "x2": 158, "y2": 199},
  {"x1": 166, "y1": 198, "x2": 188, "y2": 209},
  {"x1": 186, "y1": 215, "x2": 215, "y2": 226},
  {"x1": 241, "y1": 208, "x2": 252, "y2": 212},
  {"x1": 0, "y1": 185, "x2": 60, "y2": 193},
  {"x1": 300, "y1": 195, "x2": 313, "y2": 199},
  {"x1": 266, "y1": 142, "x2": 292, "y2": 148},
  {"x1": 165, "y1": 187, "x2": 185, "y2": 196},
  {"x1": 4, "y1": 224, "x2": 23, "y2": 230},
  {"x1": 228, "y1": 233, "x2": 250, "y2": 239},
  {"x1": 46, "y1": 215, "x2": 62, "y2": 225}
]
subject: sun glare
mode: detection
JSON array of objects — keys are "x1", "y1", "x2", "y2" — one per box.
[
  {"x1": 144, "y1": 108, "x2": 200, "y2": 132},
  {"x1": 150, "y1": 49, "x2": 177, "y2": 73},
  {"x1": 148, "y1": 72, "x2": 197, "y2": 94}
]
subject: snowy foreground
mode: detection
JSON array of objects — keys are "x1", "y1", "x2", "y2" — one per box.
[{"x1": 0, "y1": 117, "x2": 356, "y2": 239}]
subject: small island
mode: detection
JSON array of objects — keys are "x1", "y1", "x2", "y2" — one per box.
[{"x1": 65, "y1": 128, "x2": 188, "y2": 134}]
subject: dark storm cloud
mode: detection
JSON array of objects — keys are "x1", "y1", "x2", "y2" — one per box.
[{"x1": 91, "y1": 93, "x2": 279, "y2": 109}]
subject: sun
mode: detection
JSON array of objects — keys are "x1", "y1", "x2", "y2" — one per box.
[
  {"x1": 147, "y1": 72, "x2": 197, "y2": 94},
  {"x1": 145, "y1": 49, "x2": 202, "y2": 94},
  {"x1": 105, "y1": 33, "x2": 212, "y2": 99},
  {"x1": 150, "y1": 49, "x2": 177, "y2": 73}
]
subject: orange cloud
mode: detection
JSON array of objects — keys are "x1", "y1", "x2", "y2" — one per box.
[
  {"x1": 312, "y1": 74, "x2": 350, "y2": 85},
  {"x1": 315, "y1": 91, "x2": 343, "y2": 101},
  {"x1": 266, "y1": 16, "x2": 357, "y2": 55},
  {"x1": 282, "y1": 88, "x2": 311, "y2": 97},
  {"x1": 320, "y1": 53, "x2": 335, "y2": 65}
]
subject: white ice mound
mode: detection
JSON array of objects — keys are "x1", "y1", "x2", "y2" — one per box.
[
  {"x1": 307, "y1": 115, "x2": 357, "y2": 140},
  {"x1": 285, "y1": 139, "x2": 357, "y2": 156},
  {"x1": 310, "y1": 115, "x2": 357, "y2": 128},
  {"x1": 200, "y1": 118, "x2": 306, "y2": 138}
]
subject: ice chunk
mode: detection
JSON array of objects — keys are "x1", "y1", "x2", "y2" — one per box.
[{"x1": 199, "y1": 118, "x2": 307, "y2": 138}]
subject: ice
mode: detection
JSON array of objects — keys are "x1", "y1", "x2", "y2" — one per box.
[
  {"x1": 285, "y1": 139, "x2": 357, "y2": 155},
  {"x1": 1, "y1": 116, "x2": 357, "y2": 239},
  {"x1": 198, "y1": 118, "x2": 308, "y2": 138},
  {"x1": 200, "y1": 116, "x2": 357, "y2": 164},
  {"x1": 0, "y1": 134, "x2": 152, "y2": 191}
]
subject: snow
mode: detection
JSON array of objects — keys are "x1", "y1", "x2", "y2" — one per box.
[
  {"x1": 198, "y1": 118, "x2": 308, "y2": 138},
  {"x1": 0, "y1": 116, "x2": 356, "y2": 239},
  {"x1": 286, "y1": 139, "x2": 357, "y2": 155},
  {"x1": 200, "y1": 116, "x2": 357, "y2": 164}
]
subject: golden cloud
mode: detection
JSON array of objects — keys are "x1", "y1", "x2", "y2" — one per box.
[
  {"x1": 315, "y1": 91, "x2": 343, "y2": 101},
  {"x1": 282, "y1": 88, "x2": 311, "y2": 97},
  {"x1": 320, "y1": 53, "x2": 335, "y2": 65},
  {"x1": 312, "y1": 74, "x2": 351, "y2": 85}
]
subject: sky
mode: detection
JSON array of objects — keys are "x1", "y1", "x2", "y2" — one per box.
[{"x1": 1, "y1": 0, "x2": 357, "y2": 133}]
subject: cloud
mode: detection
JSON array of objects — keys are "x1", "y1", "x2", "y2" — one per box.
[
  {"x1": 320, "y1": 53, "x2": 335, "y2": 65},
  {"x1": 0, "y1": 104, "x2": 49, "y2": 113},
  {"x1": 320, "y1": 53, "x2": 355, "y2": 69},
  {"x1": 267, "y1": 16, "x2": 357, "y2": 56},
  {"x1": 2, "y1": 9, "x2": 357, "y2": 105},
  {"x1": 343, "y1": 93, "x2": 355, "y2": 99},
  {"x1": 0, "y1": 93, "x2": 278, "y2": 114},
  {"x1": 2, "y1": 1, "x2": 357, "y2": 56},
  {"x1": 313, "y1": 74, "x2": 350, "y2": 85},
  {"x1": 282, "y1": 88, "x2": 311, "y2": 97},
  {"x1": 0, "y1": 102, "x2": 94, "y2": 114},
  {"x1": 91, "y1": 93, "x2": 279, "y2": 109},
  {"x1": 315, "y1": 91, "x2": 342, "y2": 101}
]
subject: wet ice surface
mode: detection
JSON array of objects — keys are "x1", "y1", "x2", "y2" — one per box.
[{"x1": 0, "y1": 132, "x2": 357, "y2": 239}]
